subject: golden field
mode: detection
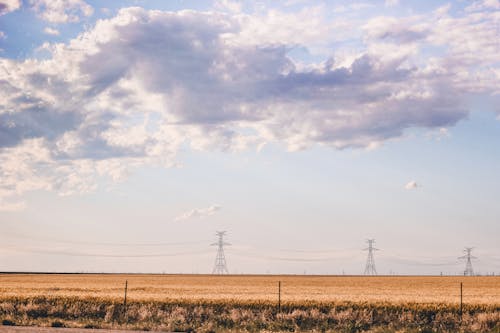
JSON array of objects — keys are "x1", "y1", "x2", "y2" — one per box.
[
  {"x1": 0, "y1": 274, "x2": 499, "y2": 305},
  {"x1": 0, "y1": 274, "x2": 499, "y2": 332}
]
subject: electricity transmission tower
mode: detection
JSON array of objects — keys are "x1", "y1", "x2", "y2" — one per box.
[
  {"x1": 211, "y1": 231, "x2": 230, "y2": 274},
  {"x1": 459, "y1": 247, "x2": 476, "y2": 276},
  {"x1": 363, "y1": 239, "x2": 378, "y2": 275}
]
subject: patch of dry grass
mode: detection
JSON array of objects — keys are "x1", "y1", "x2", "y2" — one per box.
[{"x1": 0, "y1": 296, "x2": 498, "y2": 332}]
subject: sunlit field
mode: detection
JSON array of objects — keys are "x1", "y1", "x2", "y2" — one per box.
[
  {"x1": 0, "y1": 274, "x2": 499, "y2": 332},
  {"x1": 1, "y1": 274, "x2": 499, "y2": 304}
]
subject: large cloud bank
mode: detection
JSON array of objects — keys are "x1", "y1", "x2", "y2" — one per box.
[{"x1": 1, "y1": 4, "x2": 499, "y2": 210}]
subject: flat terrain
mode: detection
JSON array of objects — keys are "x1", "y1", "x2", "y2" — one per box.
[
  {"x1": 0, "y1": 274, "x2": 499, "y2": 332},
  {"x1": 1, "y1": 274, "x2": 499, "y2": 305}
]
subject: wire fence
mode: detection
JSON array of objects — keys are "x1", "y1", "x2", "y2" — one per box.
[{"x1": 2, "y1": 274, "x2": 499, "y2": 308}]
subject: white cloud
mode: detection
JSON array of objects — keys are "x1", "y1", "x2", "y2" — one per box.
[
  {"x1": 101, "y1": 7, "x2": 111, "y2": 16},
  {"x1": 227, "y1": 6, "x2": 334, "y2": 47},
  {"x1": 405, "y1": 181, "x2": 419, "y2": 190},
  {"x1": 0, "y1": 31, "x2": 5, "y2": 39},
  {"x1": 0, "y1": 0, "x2": 21, "y2": 15},
  {"x1": 465, "y1": 0, "x2": 500, "y2": 11},
  {"x1": 0, "y1": 138, "x2": 137, "y2": 207},
  {"x1": 214, "y1": 0, "x2": 242, "y2": 13},
  {"x1": 334, "y1": 2, "x2": 374, "y2": 13},
  {"x1": 1, "y1": 6, "x2": 500, "y2": 210},
  {"x1": 351, "y1": 3, "x2": 374, "y2": 10},
  {"x1": 385, "y1": 0, "x2": 399, "y2": 7},
  {"x1": 426, "y1": 127, "x2": 450, "y2": 141},
  {"x1": 175, "y1": 205, "x2": 222, "y2": 222},
  {"x1": 30, "y1": 0, "x2": 93, "y2": 23},
  {"x1": 0, "y1": 200, "x2": 25, "y2": 212},
  {"x1": 43, "y1": 27, "x2": 60, "y2": 35},
  {"x1": 363, "y1": 16, "x2": 429, "y2": 44}
]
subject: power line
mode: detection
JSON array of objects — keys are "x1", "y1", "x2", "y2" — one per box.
[
  {"x1": 383, "y1": 254, "x2": 459, "y2": 267},
  {"x1": 230, "y1": 250, "x2": 345, "y2": 262},
  {"x1": 211, "y1": 231, "x2": 230, "y2": 274},
  {"x1": 459, "y1": 247, "x2": 476, "y2": 276},
  {"x1": 363, "y1": 239, "x2": 378, "y2": 275},
  {"x1": 1, "y1": 245, "x2": 210, "y2": 258},
  {"x1": 2, "y1": 231, "x2": 209, "y2": 247}
]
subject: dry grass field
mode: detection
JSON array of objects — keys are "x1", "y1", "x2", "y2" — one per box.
[
  {"x1": 0, "y1": 274, "x2": 499, "y2": 304},
  {"x1": 0, "y1": 274, "x2": 499, "y2": 332}
]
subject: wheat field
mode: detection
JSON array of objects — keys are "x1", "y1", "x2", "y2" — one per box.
[
  {"x1": 0, "y1": 274, "x2": 499, "y2": 304},
  {"x1": 0, "y1": 274, "x2": 499, "y2": 332}
]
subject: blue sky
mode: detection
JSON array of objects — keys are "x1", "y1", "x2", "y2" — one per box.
[{"x1": 0, "y1": 0, "x2": 500, "y2": 275}]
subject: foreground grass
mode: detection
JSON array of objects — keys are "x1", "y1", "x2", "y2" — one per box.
[{"x1": 0, "y1": 296, "x2": 499, "y2": 332}]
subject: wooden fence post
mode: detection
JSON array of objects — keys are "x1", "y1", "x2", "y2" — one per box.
[
  {"x1": 459, "y1": 282, "x2": 463, "y2": 320},
  {"x1": 124, "y1": 280, "x2": 128, "y2": 307},
  {"x1": 278, "y1": 281, "x2": 281, "y2": 314}
]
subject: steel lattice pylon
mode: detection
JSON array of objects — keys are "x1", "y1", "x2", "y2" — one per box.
[
  {"x1": 363, "y1": 239, "x2": 378, "y2": 275},
  {"x1": 211, "y1": 231, "x2": 230, "y2": 274},
  {"x1": 459, "y1": 247, "x2": 476, "y2": 276}
]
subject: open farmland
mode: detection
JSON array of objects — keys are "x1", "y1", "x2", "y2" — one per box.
[
  {"x1": 0, "y1": 274, "x2": 499, "y2": 332},
  {"x1": 0, "y1": 274, "x2": 499, "y2": 304}
]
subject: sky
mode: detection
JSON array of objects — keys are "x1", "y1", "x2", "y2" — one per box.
[{"x1": 0, "y1": 0, "x2": 500, "y2": 275}]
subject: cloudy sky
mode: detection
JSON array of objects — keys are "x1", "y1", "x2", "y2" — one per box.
[{"x1": 0, "y1": 0, "x2": 499, "y2": 275}]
